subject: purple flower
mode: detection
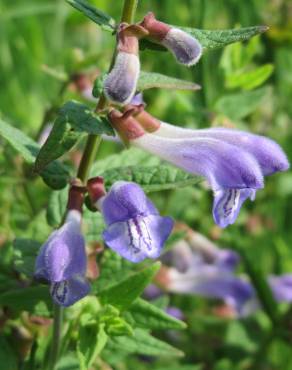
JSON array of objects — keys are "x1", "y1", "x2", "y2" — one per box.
[
  {"x1": 35, "y1": 210, "x2": 90, "y2": 307},
  {"x1": 167, "y1": 264, "x2": 253, "y2": 312},
  {"x1": 163, "y1": 238, "x2": 292, "y2": 317},
  {"x1": 140, "y1": 12, "x2": 202, "y2": 66},
  {"x1": 130, "y1": 119, "x2": 289, "y2": 228},
  {"x1": 97, "y1": 181, "x2": 174, "y2": 263},
  {"x1": 104, "y1": 24, "x2": 148, "y2": 105}
]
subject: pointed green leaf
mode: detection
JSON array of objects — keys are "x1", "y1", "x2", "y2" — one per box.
[
  {"x1": 93, "y1": 250, "x2": 136, "y2": 294},
  {"x1": 46, "y1": 187, "x2": 68, "y2": 228},
  {"x1": 0, "y1": 118, "x2": 70, "y2": 189},
  {"x1": 126, "y1": 298, "x2": 186, "y2": 330},
  {"x1": 35, "y1": 101, "x2": 114, "y2": 172},
  {"x1": 13, "y1": 238, "x2": 41, "y2": 278},
  {"x1": 138, "y1": 72, "x2": 200, "y2": 91},
  {"x1": 101, "y1": 165, "x2": 201, "y2": 193},
  {"x1": 226, "y1": 64, "x2": 274, "y2": 90},
  {"x1": 180, "y1": 25, "x2": 269, "y2": 51},
  {"x1": 0, "y1": 286, "x2": 51, "y2": 312},
  {"x1": 77, "y1": 322, "x2": 108, "y2": 370},
  {"x1": 100, "y1": 263, "x2": 161, "y2": 310},
  {"x1": 108, "y1": 329, "x2": 183, "y2": 357},
  {"x1": 66, "y1": 0, "x2": 116, "y2": 31},
  {"x1": 215, "y1": 87, "x2": 268, "y2": 120},
  {"x1": 141, "y1": 25, "x2": 268, "y2": 52}
]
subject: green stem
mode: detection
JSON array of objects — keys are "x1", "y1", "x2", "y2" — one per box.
[
  {"x1": 48, "y1": 1, "x2": 140, "y2": 368},
  {"x1": 121, "y1": 0, "x2": 138, "y2": 23},
  {"x1": 48, "y1": 304, "x2": 63, "y2": 370},
  {"x1": 77, "y1": 134, "x2": 102, "y2": 182}
]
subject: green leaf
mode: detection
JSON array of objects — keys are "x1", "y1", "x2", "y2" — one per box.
[
  {"x1": 0, "y1": 118, "x2": 70, "y2": 189},
  {"x1": 100, "y1": 263, "x2": 161, "y2": 310},
  {"x1": 108, "y1": 329, "x2": 183, "y2": 357},
  {"x1": 46, "y1": 186, "x2": 105, "y2": 241},
  {"x1": 215, "y1": 87, "x2": 268, "y2": 120},
  {"x1": 126, "y1": 298, "x2": 186, "y2": 330},
  {"x1": 35, "y1": 101, "x2": 114, "y2": 172},
  {"x1": 91, "y1": 147, "x2": 161, "y2": 175},
  {"x1": 0, "y1": 336, "x2": 18, "y2": 370},
  {"x1": 180, "y1": 26, "x2": 268, "y2": 51},
  {"x1": 93, "y1": 250, "x2": 136, "y2": 294},
  {"x1": 46, "y1": 187, "x2": 68, "y2": 227},
  {"x1": 0, "y1": 286, "x2": 51, "y2": 312},
  {"x1": 13, "y1": 238, "x2": 41, "y2": 278},
  {"x1": 226, "y1": 64, "x2": 274, "y2": 90},
  {"x1": 138, "y1": 72, "x2": 200, "y2": 91},
  {"x1": 142, "y1": 26, "x2": 268, "y2": 52},
  {"x1": 66, "y1": 0, "x2": 116, "y2": 31},
  {"x1": 77, "y1": 322, "x2": 108, "y2": 370},
  {"x1": 101, "y1": 165, "x2": 201, "y2": 193}
]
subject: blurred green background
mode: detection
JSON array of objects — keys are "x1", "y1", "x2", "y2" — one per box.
[{"x1": 0, "y1": 0, "x2": 292, "y2": 369}]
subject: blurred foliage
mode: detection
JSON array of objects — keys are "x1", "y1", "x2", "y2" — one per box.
[{"x1": 0, "y1": 0, "x2": 292, "y2": 369}]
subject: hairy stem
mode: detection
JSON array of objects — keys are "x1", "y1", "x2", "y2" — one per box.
[
  {"x1": 48, "y1": 1, "x2": 140, "y2": 368},
  {"x1": 48, "y1": 304, "x2": 63, "y2": 370}
]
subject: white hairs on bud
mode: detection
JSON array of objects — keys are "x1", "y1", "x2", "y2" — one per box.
[
  {"x1": 162, "y1": 28, "x2": 202, "y2": 66},
  {"x1": 104, "y1": 52, "x2": 140, "y2": 105}
]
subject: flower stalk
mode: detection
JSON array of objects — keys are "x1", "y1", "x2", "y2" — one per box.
[{"x1": 48, "y1": 1, "x2": 140, "y2": 369}]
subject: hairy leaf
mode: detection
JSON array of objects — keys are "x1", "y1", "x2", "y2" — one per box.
[
  {"x1": 0, "y1": 118, "x2": 70, "y2": 189},
  {"x1": 100, "y1": 263, "x2": 161, "y2": 310},
  {"x1": 101, "y1": 165, "x2": 201, "y2": 193},
  {"x1": 126, "y1": 298, "x2": 186, "y2": 330},
  {"x1": 90, "y1": 147, "x2": 160, "y2": 176},
  {"x1": 180, "y1": 25, "x2": 268, "y2": 50},
  {"x1": 108, "y1": 329, "x2": 183, "y2": 357},
  {"x1": 66, "y1": 0, "x2": 116, "y2": 31},
  {"x1": 138, "y1": 72, "x2": 200, "y2": 91},
  {"x1": 141, "y1": 25, "x2": 268, "y2": 52},
  {"x1": 35, "y1": 101, "x2": 114, "y2": 172}
]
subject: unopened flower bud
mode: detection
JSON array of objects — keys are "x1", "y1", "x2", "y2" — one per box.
[
  {"x1": 140, "y1": 12, "x2": 202, "y2": 66},
  {"x1": 87, "y1": 176, "x2": 106, "y2": 209},
  {"x1": 104, "y1": 24, "x2": 148, "y2": 105}
]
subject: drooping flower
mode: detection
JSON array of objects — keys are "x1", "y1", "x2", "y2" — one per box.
[
  {"x1": 87, "y1": 177, "x2": 173, "y2": 263},
  {"x1": 140, "y1": 12, "x2": 202, "y2": 66},
  {"x1": 35, "y1": 183, "x2": 90, "y2": 307},
  {"x1": 103, "y1": 24, "x2": 148, "y2": 105},
  {"x1": 108, "y1": 108, "x2": 289, "y2": 228},
  {"x1": 159, "y1": 236, "x2": 292, "y2": 317}
]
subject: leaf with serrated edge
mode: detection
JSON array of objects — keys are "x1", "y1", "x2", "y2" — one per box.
[
  {"x1": 100, "y1": 263, "x2": 161, "y2": 310},
  {"x1": 35, "y1": 100, "x2": 114, "y2": 172},
  {"x1": 101, "y1": 165, "x2": 201, "y2": 193},
  {"x1": 66, "y1": 0, "x2": 115, "y2": 31},
  {"x1": 126, "y1": 298, "x2": 186, "y2": 330},
  {"x1": 138, "y1": 72, "x2": 200, "y2": 91},
  {"x1": 0, "y1": 118, "x2": 70, "y2": 189},
  {"x1": 141, "y1": 25, "x2": 268, "y2": 52},
  {"x1": 108, "y1": 328, "x2": 183, "y2": 357},
  {"x1": 180, "y1": 25, "x2": 269, "y2": 50}
]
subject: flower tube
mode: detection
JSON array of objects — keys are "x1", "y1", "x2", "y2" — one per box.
[
  {"x1": 140, "y1": 12, "x2": 202, "y2": 66},
  {"x1": 87, "y1": 177, "x2": 173, "y2": 263},
  {"x1": 110, "y1": 108, "x2": 289, "y2": 228},
  {"x1": 35, "y1": 183, "x2": 90, "y2": 307},
  {"x1": 104, "y1": 24, "x2": 148, "y2": 105}
]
